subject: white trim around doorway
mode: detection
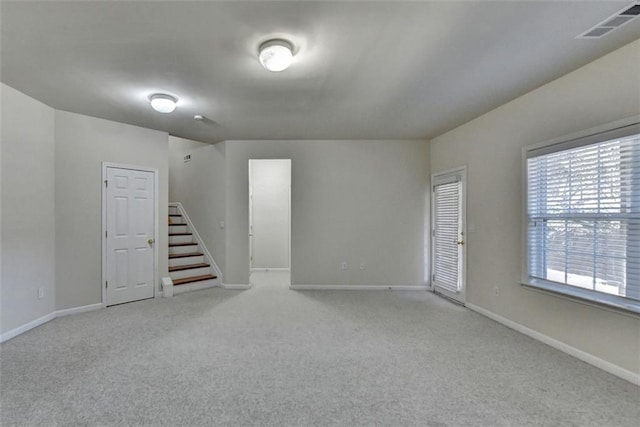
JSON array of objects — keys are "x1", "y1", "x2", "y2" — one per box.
[
  {"x1": 101, "y1": 162, "x2": 160, "y2": 308},
  {"x1": 430, "y1": 165, "x2": 467, "y2": 304}
]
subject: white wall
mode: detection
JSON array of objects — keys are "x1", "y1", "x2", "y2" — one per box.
[
  {"x1": 55, "y1": 111, "x2": 169, "y2": 310},
  {"x1": 1, "y1": 84, "x2": 56, "y2": 334},
  {"x1": 168, "y1": 136, "x2": 226, "y2": 277},
  {"x1": 225, "y1": 140, "x2": 430, "y2": 285},
  {"x1": 430, "y1": 39, "x2": 640, "y2": 374},
  {"x1": 250, "y1": 159, "x2": 290, "y2": 269}
]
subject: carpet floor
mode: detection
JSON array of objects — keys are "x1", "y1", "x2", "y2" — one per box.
[{"x1": 1, "y1": 271, "x2": 638, "y2": 426}]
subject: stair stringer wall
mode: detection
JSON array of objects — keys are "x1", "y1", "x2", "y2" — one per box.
[{"x1": 169, "y1": 202, "x2": 224, "y2": 285}]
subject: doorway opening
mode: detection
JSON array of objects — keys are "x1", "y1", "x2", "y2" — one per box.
[{"x1": 249, "y1": 159, "x2": 291, "y2": 286}]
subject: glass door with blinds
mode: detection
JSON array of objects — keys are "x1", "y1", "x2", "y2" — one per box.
[{"x1": 431, "y1": 167, "x2": 467, "y2": 304}]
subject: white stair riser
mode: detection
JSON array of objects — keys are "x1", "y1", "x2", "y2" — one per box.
[
  {"x1": 169, "y1": 255, "x2": 205, "y2": 267},
  {"x1": 168, "y1": 225, "x2": 188, "y2": 233},
  {"x1": 173, "y1": 279, "x2": 218, "y2": 295},
  {"x1": 169, "y1": 244, "x2": 199, "y2": 255},
  {"x1": 169, "y1": 206, "x2": 179, "y2": 215},
  {"x1": 169, "y1": 267, "x2": 212, "y2": 280},
  {"x1": 169, "y1": 235, "x2": 194, "y2": 245}
]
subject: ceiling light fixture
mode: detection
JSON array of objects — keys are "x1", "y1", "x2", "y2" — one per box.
[
  {"x1": 150, "y1": 94, "x2": 178, "y2": 113},
  {"x1": 258, "y1": 39, "x2": 294, "y2": 72}
]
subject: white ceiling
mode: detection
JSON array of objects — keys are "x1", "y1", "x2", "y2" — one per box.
[{"x1": 1, "y1": 1, "x2": 639, "y2": 143}]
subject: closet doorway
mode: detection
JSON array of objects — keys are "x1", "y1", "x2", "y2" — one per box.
[{"x1": 249, "y1": 159, "x2": 291, "y2": 278}]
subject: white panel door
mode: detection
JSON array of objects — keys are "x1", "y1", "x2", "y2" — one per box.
[
  {"x1": 432, "y1": 168, "x2": 466, "y2": 304},
  {"x1": 106, "y1": 167, "x2": 155, "y2": 306},
  {"x1": 249, "y1": 159, "x2": 291, "y2": 269}
]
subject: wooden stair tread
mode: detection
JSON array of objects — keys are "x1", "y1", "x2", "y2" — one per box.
[
  {"x1": 169, "y1": 233, "x2": 192, "y2": 236},
  {"x1": 169, "y1": 252, "x2": 203, "y2": 258},
  {"x1": 169, "y1": 263, "x2": 210, "y2": 272},
  {"x1": 172, "y1": 274, "x2": 217, "y2": 286},
  {"x1": 169, "y1": 242, "x2": 198, "y2": 247},
  {"x1": 168, "y1": 223, "x2": 186, "y2": 226},
  {"x1": 169, "y1": 214, "x2": 182, "y2": 217}
]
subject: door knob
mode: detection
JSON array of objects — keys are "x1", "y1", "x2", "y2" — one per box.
[{"x1": 148, "y1": 238, "x2": 155, "y2": 245}]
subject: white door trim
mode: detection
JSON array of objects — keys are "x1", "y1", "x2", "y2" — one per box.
[
  {"x1": 431, "y1": 165, "x2": 467, "y2": 304},
  {"x1": 101, "y1": 162, "x2": 159, "y2": 308},
  {"x1": 249, "y1": 161, "x2": 253, "y2": 271}
]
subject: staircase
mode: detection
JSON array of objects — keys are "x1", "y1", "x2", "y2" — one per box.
[{"x1": 168, "y1": 204, "x2": 218, "y2": 294}]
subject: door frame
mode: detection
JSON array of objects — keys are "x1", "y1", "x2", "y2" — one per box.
[
  {"x1": 248, "y1": 159, "x2": 292, "y2": 274},
  {"x1": 101, "y1": 162, "x2": 159, "y2": 308},
  {"x1": 430, "y1": 165, "x2": 467, "y2": 304}
]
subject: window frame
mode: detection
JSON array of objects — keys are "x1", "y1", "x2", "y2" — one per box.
[{"x1": 521, "y1": 116, "x2": 640, "y2": 315}]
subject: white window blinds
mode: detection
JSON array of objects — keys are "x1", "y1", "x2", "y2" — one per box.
[
  {"x1": 433, "y1": 179, "x2": 462, "y2": 293},
  {"x1": 526, "y1": 130, "x2": 639, "y2": 306}
]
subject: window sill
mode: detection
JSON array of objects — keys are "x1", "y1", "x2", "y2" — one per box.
[{"x1": 521, "y1": 278, "x2": 640, "y2": 317}]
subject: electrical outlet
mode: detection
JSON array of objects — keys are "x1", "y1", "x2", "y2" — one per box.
[
  {"x1": 340, "y1": 262, "x2": 348, "y2": 270},
  {"x1": 37, "y1": 287, "x2": 45, "y2": 299},
  {"x1": 359, "y1": 262, "x2": 365, "y2": 270},
  {"x1": 493, "y1": 286, "x2": 500, "y2": 296}
]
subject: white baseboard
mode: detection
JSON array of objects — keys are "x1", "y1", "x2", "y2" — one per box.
[
  {"x1": 1, "y1": 303, "x2": 102, "y2": 343},
  {"x1": 466, "y1": 303, "x2": 640, "y2": 386},
  {"x1": 0, "y1": 312, "x2": 56, "y2": 343},
  {"x1": 56, "y1": 303, "x2": 102, "y2": 318},
  {"x1": 222, "y1": 283, "x2": 251, "y2": 290},
  {"x1": 290, "y1": 284, "x2": 429, "y2": 291}
]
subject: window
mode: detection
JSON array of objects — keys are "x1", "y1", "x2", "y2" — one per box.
[{"x1": 524, "y1": 121, "x2": 640, "y2": 313}]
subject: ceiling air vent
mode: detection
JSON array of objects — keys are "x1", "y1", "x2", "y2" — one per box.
[{"x1": 578, "y1": 1, "x2": 640, "y2": 39}]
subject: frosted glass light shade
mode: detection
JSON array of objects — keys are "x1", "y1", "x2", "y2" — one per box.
[
  {"x1": 150, "y1": 94, "x2": 177, "y2": 113},
  {"x1": 258, "y1": 39, "x2": 294, "y2": 72}
]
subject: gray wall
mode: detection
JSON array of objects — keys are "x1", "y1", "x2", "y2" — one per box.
[
  {"x1": 430, "y1": 39, "x2": 640, "y2": 373},
  {"x1": 168, "y1": 136, "x2": 226, "y2": 279},
  {"x1": 55, "y1": 111, "x2": 169, "y2": 310},
  {"x1": 1, "y1": 85, "x2": 170, "y2": 334},
  {"x1": 170, "y1": 139, "x2": 430, "y2": 286},
  {"x1": 226, "y1": 140, "x2": 430, "y2": 285},
  {"x1": 1, "y1": 84, "x2": 56, "y2": 333}
]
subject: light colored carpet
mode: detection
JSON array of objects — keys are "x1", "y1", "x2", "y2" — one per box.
[{"x1": 1, "y1": 271, "x2": 638, "y2": 426}]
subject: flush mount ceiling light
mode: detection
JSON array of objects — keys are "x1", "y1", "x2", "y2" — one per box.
[
  {"x1": 149, "y1": 94, "x2": 178, "y2": 113},
  {"x1": 258, "y1": 39, "x2": 294, "y2": 72}
]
